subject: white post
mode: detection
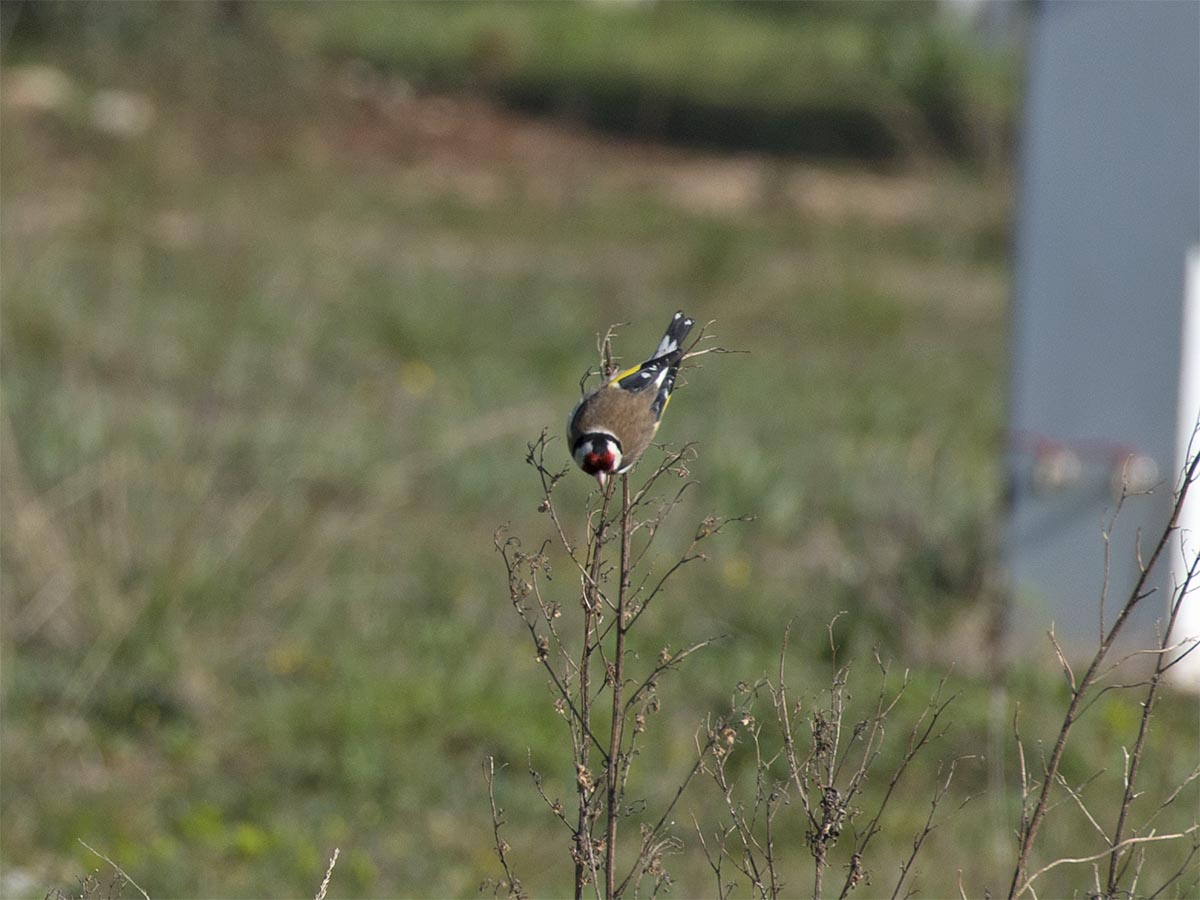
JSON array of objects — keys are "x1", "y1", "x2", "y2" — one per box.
[{"x1": 1172, "y1": 246, "x2": 1200, "y2": 688}]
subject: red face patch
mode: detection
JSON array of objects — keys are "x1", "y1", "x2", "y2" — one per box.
[{"x1": 583, "y1": 451, "x2": 616, "y2": 475}]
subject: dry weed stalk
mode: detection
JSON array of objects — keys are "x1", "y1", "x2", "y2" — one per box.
[
  {"x1": 46, "y1": 841, "x2": 151, "y2": 900},
  {"x1": 491, "y1": 324, "x2": 744, "y2": 898},
  {"x1": 694, "y1": 618, "x2": 968, "y2": 900},
  {"x1": 313, "y1": 847, "x2": 339, "y2": 900},
  {"x1": 484, "y1": 757, "x2": 527, "y2": 900},
  {"x1": 1008, "y1": 445, "x2": 1200, "y2": 899}
]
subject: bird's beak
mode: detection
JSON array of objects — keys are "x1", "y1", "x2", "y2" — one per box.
[{"x1": 596, "y1": 471, "x2": 608, "y2": 490}]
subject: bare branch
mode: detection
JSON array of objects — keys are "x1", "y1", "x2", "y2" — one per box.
[
  {"x1": 1008, "y1": 447, "x2": 1200, "y2": 897},
  {"x1": 1107, "y1": 496, "x2": 1200, "y2": 894},
  {"x1": 1016, "y1": 825, "x2": 1200, "y2": 897}
]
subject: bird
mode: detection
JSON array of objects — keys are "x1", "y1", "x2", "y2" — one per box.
[{"x1": 567, "y1": 310, "x2": 695, "y2": 488}]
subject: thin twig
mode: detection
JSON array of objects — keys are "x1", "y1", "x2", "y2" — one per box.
[
  {"x1": 485, "y1": 758, "x2": 527, "y2": 900},
  {"x1": 842, "y1": 678, "x2": 957, "y2": 899},
  {"x1": 1147, "y1": 838, "x2": 1200, "y2": 898},
  {"x1": 1107, "y1": 547, "x2": 1200, "y2": 893},
  {"x1": 1047, "y1": 625, "x2": 1076, "y2": 694},
  {"x1": 623, "y1": 638, "x2": 721, "y2": 716},
  {"x1": 314, "y1": 847, "x2": 339, "y2": 900},
  {"x1": 78, "y1": 840, "x2": 151, "y2": 900},
  {"x1": 1016, "y1": 825, "x2": 1200, "y2": 896},
  {"x1": 1013, "y1": 705, "x2": 1029, "y2": 851},
  {"x1": 1140, "y1": 764, "x2": 1200, "y2": 833},
  {"x1": 1053, "y1": 770, "x2": 1110, "y2": 846},
  {"x1": 496, "y1": 531, "x2": 608, "y2": 759},
  {"x1": 617, "y1": 740, "x2": 716, "y2": 897},
  {"x1": 1008, "y1": 449, "x2": 1200, "y2": 897},
  {"x1": 528, "y1": 752, "x2": 575, "y2": 831},
  {"x1": 891, "y1": 756, "x2": 975, "y2": 899}
]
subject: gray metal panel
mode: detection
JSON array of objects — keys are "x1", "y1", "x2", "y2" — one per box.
[{"x1": 1006, "y1": 1, "x2": 1200, "y2": 654}]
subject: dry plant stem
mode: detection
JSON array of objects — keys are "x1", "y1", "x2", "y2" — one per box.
[
  {"x1": 1009, "y1": 450, "x2": 1200, "y2": 898},
  {"x1": 529, "y1": 754, "x2": 575, "y2": 831},
  {"x1": 486, "y1": 757, "x2": 527, "y2": 900},
  {"x1": 775, "y1": 620, "x2": 811, "y2": 816},
  {"x1": 494, "y1": 528, "x2": 607, "y2": 758},
  {"x1": 890, "y1": 756, "x2": 975, "y2": 900},
  {"x1": 693, "y1": 813, "x2": 729, "y2": 900},
  {"x1": 503, "y1": 323, "x2": 735, "y2": 897},
  {"x1": 1107, "y1": 546, "x2": 1200, "y2": 892},
  {"x1": 578, "y1": 480, "x2": 614, "y2": 900},
  {"x1": 314, "y1": 847, "x2": 339, "y2": 900},
  {"x1": 774, "y1": 618, "x2": 838, "y2": 899},
  {"x1": 604, "y1": 475, "x2": 633, "y2": 899},
  {"x1": 707, "y1": 725, "x2": 771, "y2": 900},
  {"x1": 617, "y1": 733, "x2": 718, "y2": 896},
  {"x1": 519, "y1": 436, "x2": 611, "y2": 758},
  {"x1": 516, "y1": 439, "x2": 730, "y2": 897},
  {"x1": 1021, "y1": 825, "x2": 1200, "y2": 892},
  {"x1": 622, "y1": 640, "x2": 717, "y2": 722},
  {"x1": 839, "y1": 680, "x2": 957, "y2": 899},
  {"x1": 78, "y1": 839, "x2": 151, "y2": 900},
  {"x1": 766, "y1": 617, "x2": 959, "y2": 900},
  {"x1": 1054, "y1": 770, "x2": 1110, "y2": 844},
  {"x1": 490, "y1": 318, "x2": 738, "y2": 899},
  {"x1": 625, "y1": 511, "x2": 752, "y2": 635}
]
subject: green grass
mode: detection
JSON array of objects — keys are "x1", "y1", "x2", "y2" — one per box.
[{"x1": 2, "y1": 6, "x2": 1196, "y2": 899}]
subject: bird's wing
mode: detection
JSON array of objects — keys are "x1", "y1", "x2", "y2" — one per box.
[{"x1": 611, "y1": 354, "x2": 675, "y2": 392}]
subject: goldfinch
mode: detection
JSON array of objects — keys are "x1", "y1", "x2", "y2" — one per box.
[{"x1": 567, "y1": 311, "x2": 695, "y2": 487}]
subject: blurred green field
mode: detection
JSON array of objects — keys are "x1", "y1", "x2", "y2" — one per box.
[
  {"x1": 276, "y1": 0, "x2": 1017, "y2": 164},
  {"x1": 2, "y1": 5, "x2": 1196, "y2": 899}
]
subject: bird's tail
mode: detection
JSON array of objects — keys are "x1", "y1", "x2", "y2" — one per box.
[
  {"x1": 650, "y1": 310, "x2": 695, "y2": 361},
  {"x1": 646, "y1": 311, "x2": 694, "y2": 418},
  {"x1": 610, "y1": 311, "x2": 695, "y2": 397}
]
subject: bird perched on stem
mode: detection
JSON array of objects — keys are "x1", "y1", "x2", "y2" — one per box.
[{"x1": 567, "y1": 311, "x2": 695, "y2": 488}]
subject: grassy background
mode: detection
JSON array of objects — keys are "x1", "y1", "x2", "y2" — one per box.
[
  {"x1": 277, "y1": 0, "x2": 1017, "y2": 163},
  {"x1": 2, "y1": 4, "x2": 1196, "y2": 898}
]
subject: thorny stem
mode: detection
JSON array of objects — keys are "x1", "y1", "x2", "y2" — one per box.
[{"x1": 1009, "y1": 449, "x2": 1200, "y2": 898}]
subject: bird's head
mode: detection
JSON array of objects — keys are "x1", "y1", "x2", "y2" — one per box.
[{"x1": 573, "y1": 433, "x2": 622, "y2": 489}]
